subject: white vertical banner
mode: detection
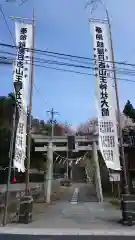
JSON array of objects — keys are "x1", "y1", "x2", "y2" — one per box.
[
  {"x1": 91, "y1": 21, "x2": 120, "y2": 170},
  {"x1": 13, "y1": 22, "x2": 33, "y2": 172}
]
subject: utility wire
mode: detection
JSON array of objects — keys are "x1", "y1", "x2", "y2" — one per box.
[
  {"x1": 1, "y1": 50, "x2": 135, "y2": 79},
  {"x1": 1, "y1": 52, "x2": 135, "y2": 78},
  {"x1": 33, "y1": 64, "x2": 135, "y2": 84},
  {"x1": 0, "y1": 49, "x2": 96, "y2": 66},
  {"x1": 1, "y1": 50, "x2": 135, "y2": 78},
  {"x1": 33, "y1": 83, "x2": 48, "y2": 106},
  {"x1": 0, "y1": 5, "x2": 16, "y2": 45},
  {"x1": 1, "y1": 58, "x2": 135, "y2": 86},
  {"x1": 0, "y1": 42, "x2": 135, "y2": 68},
  {"x1": 1, "y1": 54, "x2": 135, "y2": 83}
]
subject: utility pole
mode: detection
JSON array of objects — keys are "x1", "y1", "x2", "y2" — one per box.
[
  {"x1": 2, "y1": 59, "x2": 23, "y2": 226},
  {"x1": 3, "y1": 94, "x2": 17, "y2": 226},
  {"x1": 45, "y1": 108, "x2": 59, "y2": 203},
  {"x1": 25, "y1": 9, "x2": 35, "y2": 195},
  {"x1": 105, "y1": 5, "x2": 129, "y2": 195},
  {"x1": 66, "y1": 143, "x2": 69, "y2": 179},
  {"x1": 46, "y1": 141, "x2": 53, "y2": 203},
  {"x1": 46, "y1": 108, "x2": 59, "y2": 138},
  {"x1": 87, "y1": 0, "x2": 129, "y2": 195}
]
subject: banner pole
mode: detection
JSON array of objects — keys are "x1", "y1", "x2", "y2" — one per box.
[
  {"x1": 25, "y1": 9, "x2": 35, "y2": 195},
  {"x1": 3, "y1": 92, "x2": 17, "y2": 226},
  {"x1": 89, "y1": 0, "x2": 129, "y2": 195},
  {"x1": 106, "y1": 6, "x2": 129, "y2": 195}
]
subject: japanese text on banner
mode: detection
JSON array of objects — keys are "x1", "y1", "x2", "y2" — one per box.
[
  {"x1": 91, "y1": 22, "x2": 120, "y2": 170},
  {"x1": 13, "y1": 22, "x2": 32, "y2": 172}
]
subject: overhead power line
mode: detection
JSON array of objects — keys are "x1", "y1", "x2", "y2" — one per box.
[
  {"x1": 0, "y1": 49, "x2": 95, "y2": 66},
  {"x1": 33, "y1": 83, "x2": 48, "y2": 106},
  {"x1": 1, "y1": 54, "x2": 135, "y2": 84},
  {"x1": 1, "y1": 54, "x2": 135, "y2": 83},
  {"x1": 1, "y1": 50, "x2": 135, "y2": 78},
  {"x1": 0, "y1": 42, "x2": 135, "y2": 68},
  {"x1": 0, "y1": 5, "x2": 15, "y2": 45}
]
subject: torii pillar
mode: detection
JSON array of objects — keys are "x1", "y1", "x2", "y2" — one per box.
[{"x1": 92, "y1": 141, "x2": 103, "y2": 202}]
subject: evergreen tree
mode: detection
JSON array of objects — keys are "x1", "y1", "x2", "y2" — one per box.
[{"x1": 123, "y1": 100, "x2": 135, "y2": 122}]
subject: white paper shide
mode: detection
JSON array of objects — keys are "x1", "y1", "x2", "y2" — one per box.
[
  {"x1": 13, "y1": 22, "x2": 33, "y2": 172},
  {"x1": 91, "y1": 21, "x2": 120, "y2": 170}
]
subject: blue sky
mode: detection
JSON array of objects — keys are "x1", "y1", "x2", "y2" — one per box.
[{"x1": 0, "y1": 0, "x2": 135, "y2": 128}]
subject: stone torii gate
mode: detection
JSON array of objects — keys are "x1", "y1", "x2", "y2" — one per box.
[{"x1": 32, "y1": 134, "x2": 103, "y2": 203}]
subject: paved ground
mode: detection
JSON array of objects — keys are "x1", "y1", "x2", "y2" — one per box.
[
  {"x1": 1, "y1": 183, "x2": 135, "y2": 237},
  {"x1": 77, "y1": 183, "x2": 97, "y2": 202},
  {"x1": 0, "y1": 234, "x2": 135, "y2": 240},
  {"x1": 4, "y1": 183, "x2": 131, "y2": 229}
]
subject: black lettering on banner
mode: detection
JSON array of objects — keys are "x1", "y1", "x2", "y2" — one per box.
[
  {"x1": 99, "y1": 69, "x2": 106, "y2": 76},
  {"x1": 20, "y1": 34, "x2": 27, "y2": 41},
  {"x1": 24, "y1": 74, "x2": 28, "y2": 78},
  {"x1": 15, "y1": 148, "x2": 23, "y2": 164},
  {"x1": 101, "y1": 136, "x2": 115, "y2": 148},
  {"x1": 100, "y1": 90, "x2": 108, "y2": 100},
  {"x1": 18, "y1": 41, "x2": 26, "y2": 49},
  {"x1": 15, "y1": 28, "x2": 27, "y2": 110},
  {"x1": 99, "y1": 62, "x2": 105, "y2": 69},
  {"x1": 99, "y1": 76, "x2": 107, "y2": 84},
  {"x1": 15, "y1": 85, "x2": 22, "y2": 96},
  {"x1": 17, "y1": 61, "x2": 23, "y2": 69},
  {"x1": 98, "y1": 55, "x2": 104, "y2": 61},
  {"x1": 18, "y1": 46, "x2": 25, "y2": 55},
  {"x1": 25, "y1": 55, "x2": 30, "y2": 64},
  {"x1": 97, "y1": 41, "x2": 104, "y2": 48},
  {"x1": 103, "y1": 150, "x2": 113, "y2": 161},
  {"x1": 107, "y1": 72, "x2": 110, "y2": 78},
  {"x1": 97, "y1": 48, "x2": 104, "y2": 55},
  {"x1": 109, "y1": 136, "x2": 115, "y2": 147},
  {"x1": 16, "y1": 67, "x2": 23, "y2": 76},
  {"x1": 99, "y1": 121, "x2": 114, "y2": 133},
  {"x1": 20, "y1": 28, "x2": 27, "y2": 34},
  {"x1": 16, "y1": 91, "x2": 22, "y2": 106},
  {"x1": 101, "y1": 108, "x2": 109, "y2": 117},
  {"x1": 16, "y1": 97, "x2": 22, "y2": 108},
  {"x1": 106, "y1": 64, "x2": 110, "y2": 69},
  {"x1": 100, "y1": 83, "x2": 107, "y2": 90},
  {"x1": 17, "y1": 40, "x2": 26, "y2": 66},
  {"x1": 94, "y1": 61, "x2": 97, "y2": 65},
  {"x1": 15, "y1": 96, "x2": 22, "y2": 111},
  {"x1": 96, "y1": 34, "x2": 103, "y2": 40},
  {"x1": 95, "y1": 27, "x2": 102, "y2": 33},
  {"x1": 18, "y1": 52, "x2": 24, "y2": 61},
  {"x1": 101, "y1": 99, "x2": 109, "y2": 108},
  {"x1": 94, "y1": 25, "x2": 111, "y2": 117},
  {"x1": 16, "y1": 135, "x2": 23, "y2": 148},
  {"x1": 107, "y1": 121, "x2": 114, "y2": 132},
  {"x1": 15, "y1": 74, "x2": 22, "y2": 82},
  {"x1": 18, "y1": 123, "x2": 24, "y2": 134}
]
